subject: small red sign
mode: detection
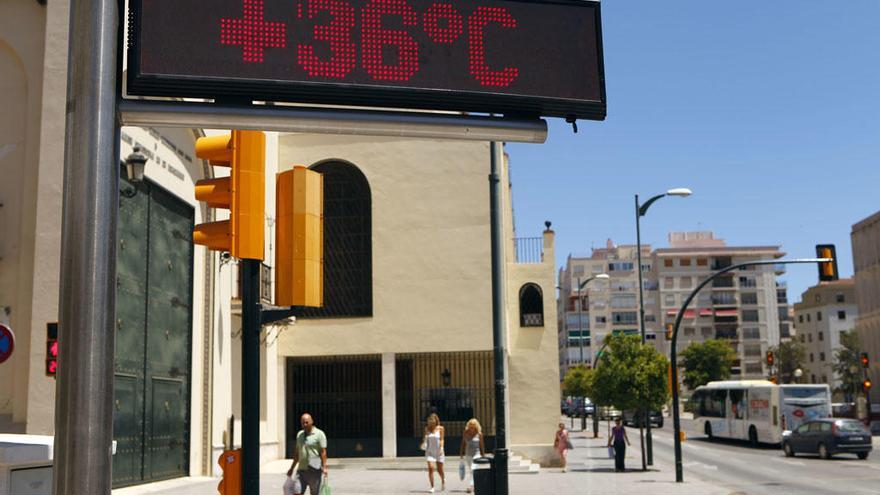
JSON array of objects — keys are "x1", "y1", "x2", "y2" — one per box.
[
  {"x1": 0, "y1": 324, "x2": 15, "y2": 364},
  {"x1": 793, "y1": 409, "x2": 804, "y2": 418}
]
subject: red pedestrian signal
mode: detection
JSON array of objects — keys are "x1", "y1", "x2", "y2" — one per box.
[
  {"x1": 861, "y1": 352, "x2": 870, "y2": 368},
  {"x1": 766, "y1": 351, "x2": 775, "y2": 367},
  {"x1": 46, "y1": 322, "x2": 58, "y2": 377}
]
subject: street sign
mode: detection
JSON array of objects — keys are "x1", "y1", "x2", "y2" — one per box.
[
  {"x1": 0, "y1": 324, "x2": 14, "y2": 364},
  {"x1": 126, "y1": 0, "x2": 605, "y2": 120}
]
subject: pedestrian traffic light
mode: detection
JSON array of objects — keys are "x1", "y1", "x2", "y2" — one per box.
[
  {"x1": 275, "y1": 166, "x2": 324, "y2": 308},
  {"x1": 815, "y1": 244, "x2": 839, "y2": 282},
  {"x1": 217, "y1": 449, "x2": 241, "y2": 495},
  {"x1": 861, "y1": 352, "x2": 870, "y2": 368},
  {"x1": 193, "y1": 130, "x2": 265, "y2": 260},
  {"x1": 46, "y1": 322, "x2": 58, "y2": 377},
  {"x1": 665, "y1": 323, "x2": 673, "y2": 340},
  {"x1": 864, "y1": 379, "x2": 873, "y2": 394},
  {"x1": 766, "y1": 351, "x2": 775, "y2": 367}
]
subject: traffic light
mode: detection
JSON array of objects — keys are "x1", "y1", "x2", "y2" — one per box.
[
  {"x1": 864, "y1": 379, "x2": 873, "y2": 394},
  {"x1": 815, "y1": 244, "x2": 839, "y2": 282},
  {"x1": 861, "y1": 352, "x2": 870, "y2": 368},
  {"x1": 46, "y1": 322, "x2": 58, "y2": 377},
  {"x1": 193, "y1": 130, "x2": 265, "y2": 260},
  {"x1": 217, "y1": 449, "x2": 241, "y2": 495},
  {"x1": 665, "y1": 323, "x2": 674, "y2": 340},
  {"x1": 766, "y1": 351, "x2": 775, "y2": 367},
  {"x1": 275, "y1": 166, "x2": 324, "y2": 307}
]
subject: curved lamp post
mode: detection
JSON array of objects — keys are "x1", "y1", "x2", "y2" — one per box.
[
  {"x1": 574, "y1": 273, "x2": 609, "y2": 431},
  {"x1": 636, "y1": 187, "x2": 691, "y2": 466},
  {"x1": 670, "y1": 257, "x2": 832, "y2": 482}
]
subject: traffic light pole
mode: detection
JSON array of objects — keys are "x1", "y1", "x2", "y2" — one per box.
[
  {"x1": 54, "y1": 0, "x2": 121, "y2": 492},
  {"x1": 241, "y1": 259, "x2": 262, "y2": 494},
  {"x1": 670, "y1": 258, "x2": 831, "y2": 483}
]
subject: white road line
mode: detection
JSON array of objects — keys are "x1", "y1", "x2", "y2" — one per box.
[{"x1": 770, "y1": 457, "x2": 806, "y2": 467}]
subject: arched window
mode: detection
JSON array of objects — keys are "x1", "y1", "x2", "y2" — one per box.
[
  {"x1": 299, "y1": 161, "x2": 373, "y2": 318},
  {"x1": 519, "y1": 283, "x2": 544, "y2": 327}
]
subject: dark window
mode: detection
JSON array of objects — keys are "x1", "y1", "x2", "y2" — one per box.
[
  {"x1": 299, "y1": 162, "x2": 372, "y2": 318},
  {"x1": 838, "y1": 310, "x2": 846, "y2": 320},
  {"x1": 818, "y1": 331, "x2": 823, "y2": 341},
  {"x1": 798, "y1": 314, "x2": 803, "y2": 323},
  {"x1": 836, "y1": 293, "x2": 845, "y2": 303},
  {"x1": 519, "y1": 283, "x2": 544, "y2": 327},
  {"x1": 817, "y1": 311, "x2": 822, "y2": 321}
]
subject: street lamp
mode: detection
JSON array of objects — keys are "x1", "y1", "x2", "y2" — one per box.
[
  {"x1": 124, "y1": 146, "x2": 148, "y2": 183},
  {"x1": 576, "y1": 273, "x2": 610, "y2": 365},
  {"x1": 635, "y1": 187, "x2": 691, "y2": 467},
  {"x1": 669, "y1": 257, "x2": 832, "y2": 483}
]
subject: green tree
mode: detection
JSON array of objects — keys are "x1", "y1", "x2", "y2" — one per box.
[
  {"x1": 590, "y1": 335, "x2": 669, "y2": 414},
  {"x1": 680, "y1": 339, "x2": 737, "y2": 390},
  {"x1": 770, "y1": 340, "x2": 806, "y2": 383},
  {"x1": 562, "y1": 364, "x2": 593, "y2": 398},
  {"x1": 832, "y1": 330, "x2": 862, "y2": 398}
]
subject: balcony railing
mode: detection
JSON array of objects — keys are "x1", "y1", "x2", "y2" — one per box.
[{"x1": 514, "y1": 237, "x2": 544, "y2": 264}]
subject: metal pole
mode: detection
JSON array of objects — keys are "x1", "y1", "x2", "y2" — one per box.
[
  {"x1": 577, "y1": 276, "x2": 584, "y2": 364},
  {"x1": 592, "y1": 341, "x2": 608, "y2": 439},
  {"x1": 671, "y1": 258, "x2": 831, "y2": 482},
  {"x1": 635, "y1": 195, "x2": 653, "y2": 466},
  {"x1": 489, "y1": 141, "x2": 508, "y2": 495},
  {"x1": 118, "y1": 100, "x2": 548, "y2": 144},
  {"x1": 241, "y1": 259, "x2": 262, "y2": 494},
  {"x1": 54, "y1": 0, "x2": 120, "y2": 492}
]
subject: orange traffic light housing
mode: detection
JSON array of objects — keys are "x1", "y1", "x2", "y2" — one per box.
[
  {"x1": 815, "y1": 244, "x2": 839, "y2": 282},
  {"x1": 864, "y1": 379, "x2": 873, "y2": 394},
  {"x1": 665, "y1": 323, "x2": 674, "y2": 340},
  {"x1": 861, "y1": 352, "x2": 870, "y2": 368},
  {"x1": 275, "y1": 166, "x2": 324, "y2": 308},
  {"x1": 217, "y1": 449, "x2": 241, "y2": 495},
  {"x1": 194, "y1": 131, "x2": 265, "y2": 260},
  {"x1": 766, "y1": 351, "x2": 775, "y2": 367}
]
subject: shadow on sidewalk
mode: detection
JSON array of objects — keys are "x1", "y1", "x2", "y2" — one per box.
[{"x1": 569, "y1": 467, "x2": 662, "y2": 473}]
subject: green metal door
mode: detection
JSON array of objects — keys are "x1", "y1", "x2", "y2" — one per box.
[{"x1": 114, "y1": 176, "x2": 194, "y2": 487}]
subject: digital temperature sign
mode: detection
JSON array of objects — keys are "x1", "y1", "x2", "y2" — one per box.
[{"x1": 127, "y1": 0, "x2": 605, "y2": 119}]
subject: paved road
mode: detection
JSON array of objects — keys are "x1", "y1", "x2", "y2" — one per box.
[{"x1": 649, "y1": 419, "x2": 880, "y2": 495}]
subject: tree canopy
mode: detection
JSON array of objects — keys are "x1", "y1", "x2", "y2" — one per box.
[
  {"x1": 680, "y1": 339, "x2": 737, "y2": 390},
  {"x1": 590, "y1": 334, "x2": 669, "y2": 413},
  {"x1": 562, "y1": 364, "x2": 594, "y2": 398},
  {"x1": 832, "y1": 329, "x2": 862, "y2": 398},
  {"x1": 769, "y1": 340, "x2": 806, "y2": 384}
]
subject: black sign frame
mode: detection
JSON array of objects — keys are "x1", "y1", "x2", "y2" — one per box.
[{"x1": 126, "y1": 0, "x2": 606, "y2": 120}]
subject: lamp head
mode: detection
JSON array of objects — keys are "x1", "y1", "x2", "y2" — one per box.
[
  {"x1": 125, "y1": 146, "x2": 148, "y2": 183},
  {"x1": 594, "y1": 273, "x2": 610, "y2": 280},
  {"x1": 665, "y1": 188, "x2": 692, "y2": 197}
]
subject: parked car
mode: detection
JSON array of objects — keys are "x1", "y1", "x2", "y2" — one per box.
[
  {"x1": 563, "y1": 397, "x2": 596, "y2": 417},
  {"x1": 622, "y1": 410, "x2": 663, "y2": 428},
  {"x1": 598, "y1": 406, "x2": 622, "y2": 420},
  {"x1": 782, "y1": 418, "x2": 872, "y2": 459}
]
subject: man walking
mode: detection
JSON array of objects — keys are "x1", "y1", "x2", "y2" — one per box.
[{"x1": 287, "y1": 413, "x2": 328, "y2": 494}]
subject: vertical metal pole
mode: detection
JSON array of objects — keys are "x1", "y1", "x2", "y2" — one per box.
[
  {"x1": 635, "y1": 195, "x2": 651, "y2": 468},
  {"x1": 489, "y1": 141, "x2": 508, "y2": 495},
  {"x1": 241, "y1": 259, "x2": 262, "y2": 494},
  {"x1": 577, "y1": 276, "x2": 584, "y2": 364},
  {"x1": 54, "y1": 0, "x2": 120, "y2": 492}
]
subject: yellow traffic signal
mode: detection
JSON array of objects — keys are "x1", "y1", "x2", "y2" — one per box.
[
  {"x1": 275, "y1": 166, "x2": 323, "y2": 307},
  {"x1": 815, "y1": 244, "x2": 838, "y2": 282},
  {"x1": 665, "y1": 323, "x2": 673, "y2": 340},
  {"x1": 217, "y1": 449, "x2": 241, "y2": 495},
  {"x1": 864, "y1": 379, "x2": 873, "y2": 394},
  {"x1": 193, "y1": 130, "x2": 265, "y2": 260}
]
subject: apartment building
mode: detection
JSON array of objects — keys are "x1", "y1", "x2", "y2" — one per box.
[
  {"x1": 653, "y1": 232, "x2": 787, "y2": 379},
  {"x1": 793, "y1": 279, "x2": 858, "y2": 390},
  {"x1": 557, "y1": 240, "x2": 659, "y2": 377},
  {"x1": 852, "y1": 210, "x2": 880, "y2": 428}
]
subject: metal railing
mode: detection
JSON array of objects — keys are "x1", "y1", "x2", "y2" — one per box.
[{"x1": 514, "y1": 237, "x2": 544, "y2": 263}]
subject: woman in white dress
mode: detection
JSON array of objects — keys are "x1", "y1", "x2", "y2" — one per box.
[
  {"x1": 459, "y1": 418, "x2": 484, "y2": 493},
  {"x1": 423, "y1": 413, "x2": 446, "y2": 493}
]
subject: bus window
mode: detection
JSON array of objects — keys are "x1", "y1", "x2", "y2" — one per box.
[
  {"x1": 730, "y1": 390, "x2": 745, "y2": 420},
  {"x1": 772, "y1": 406, "x2": 778, "y2": 426},
  {"x1": 706, "y1": 390, "x2": 727, "y2": 418}
]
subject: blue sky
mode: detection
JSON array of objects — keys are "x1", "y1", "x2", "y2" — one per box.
[{"x1": 507, "y1": 0, "x2": 880, "y2": 303}]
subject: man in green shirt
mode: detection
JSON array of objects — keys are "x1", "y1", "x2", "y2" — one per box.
[{"x1": 287, "y1": 413, "x2": 328, "y2": 494}]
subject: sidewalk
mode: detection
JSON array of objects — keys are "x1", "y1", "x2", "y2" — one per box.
[{"x1": 114, "y1": 428, "x2": 727, "y2": 495}]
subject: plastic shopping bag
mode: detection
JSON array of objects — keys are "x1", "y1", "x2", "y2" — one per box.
[
  {"x1": 283, "y1": 476, "x2": 298, "y2": 495},
  {"x1": 458, "y1": 460, "x2": 466, "y2": 480},
  {"x1": 607, "y1": 446, "x2": 615, "y2": 459},
  {"x1": 320, "y1": 476, "x2": 332, "y2": 495}
]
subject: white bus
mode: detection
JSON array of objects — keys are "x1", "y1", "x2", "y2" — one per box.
[{"x1": 690, "y1": 380, "x2": 832, "y2": 445}]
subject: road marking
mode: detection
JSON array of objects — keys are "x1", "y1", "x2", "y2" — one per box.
[
  {"x1": 683, "y1": 461, "x2": 718, "y2": 471},
  {"x1": 770, "y1": 457, "x2": 805, "y2": 467}
]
